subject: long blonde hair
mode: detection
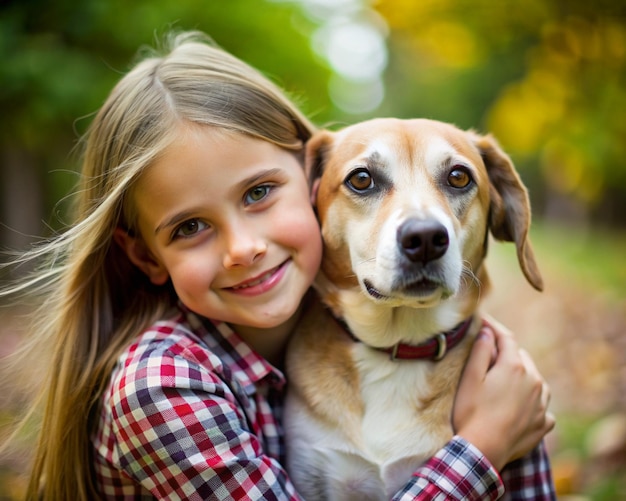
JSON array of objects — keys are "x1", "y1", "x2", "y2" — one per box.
[{"x1": 1, "y1": 31, "x2": 315, "y2": 500}]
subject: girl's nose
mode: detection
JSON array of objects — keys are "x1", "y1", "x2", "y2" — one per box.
[{"x1": 222, "y1": 225, "x2": 267, "y2": 268}]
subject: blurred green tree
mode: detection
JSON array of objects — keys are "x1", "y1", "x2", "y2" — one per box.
[{"x1": 0, "y1": 0, "x2": 332, "y2": 248}]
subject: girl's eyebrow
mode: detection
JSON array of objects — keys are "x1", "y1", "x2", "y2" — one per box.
[
  {"x1": 154, "y1": 210, "x2": 199, "y2": 236},
  {"x1": 235, "y1": 168, "x2": 282, "y2": 191},
  {"x1": 153, "y1": 168, "x2": 285, "y2": 236}
]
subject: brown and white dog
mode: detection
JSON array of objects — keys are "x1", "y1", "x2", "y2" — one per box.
[{"x1": 284, "y1": 118, "x2": 544, "y2": 500}]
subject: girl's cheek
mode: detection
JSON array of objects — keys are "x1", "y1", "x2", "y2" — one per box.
[
  {"x1": 169, "y1": 256, "x2": 217, "y2": 290},
  {"x1": 286, "y1": 212, "x2": 322, "y2": 248}
]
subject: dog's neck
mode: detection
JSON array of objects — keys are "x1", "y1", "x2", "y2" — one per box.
[
  {"x1": 334, "y1": 311, "x2": 473, "y2": 361},
  {"x1": 316, "y1": 274, "x2": 481, "y2": 350}
]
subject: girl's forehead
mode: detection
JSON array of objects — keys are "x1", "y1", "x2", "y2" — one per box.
[
  {"x1": 134, "y1": 124, "x2": 304, "y2": 202},
  {"x1": 167, "y1": 121, "x2": 236, "y2": 148}
]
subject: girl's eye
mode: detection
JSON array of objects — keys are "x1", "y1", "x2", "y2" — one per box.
[
  {"x1": 244, "y1": 184, "x2": 271, "y2": 205},
  {"x1": 448, "y1": 166, "x2": 473, "y2": 189},
  {"x1": 345, "y1": 168, "x2": 374, "y2": 192},
  {"x1": 174, "y1": 219, "x2": 208, "y2": 239}
]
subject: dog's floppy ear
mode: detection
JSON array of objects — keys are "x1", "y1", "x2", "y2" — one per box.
[
  {"x1": 305, "y1": 130, "x2": 334, "y2": 206},
  {"x1": 473, "y1": 133, "x2": 544, "y2": 292}
]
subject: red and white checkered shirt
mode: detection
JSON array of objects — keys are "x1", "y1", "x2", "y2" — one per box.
[{"x1": 92, "y1": 304, "x2": 555, "y2": 500}]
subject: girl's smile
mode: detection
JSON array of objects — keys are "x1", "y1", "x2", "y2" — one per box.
[{"x1": 226, "y1": 259, "x2": 289, "y2": 295}]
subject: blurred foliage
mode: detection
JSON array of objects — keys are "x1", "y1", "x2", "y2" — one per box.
[
  {"x1": 0, "y1": 0, "x2": 333, "y2": 238},
  {"x1": 373, "y1": 0, "x2": 626, "y2": 226},
  {"x1": 2, "y1": 0, "x2": 626, "y2": 241},
  {"x1": 0, "y1": 0, "x2": 334, "y2": 138},
  {"x1": 531, "y1": 221, "x2": 626, "y2": 299}
]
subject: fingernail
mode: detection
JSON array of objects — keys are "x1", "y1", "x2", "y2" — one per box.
[{"x1": 479, "y1": 326, "x2": 494, "y2": 340}]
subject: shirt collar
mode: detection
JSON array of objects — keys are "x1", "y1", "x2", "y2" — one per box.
[{"x1": 181, "y1": 304, "x2": 286, "y2": 394}]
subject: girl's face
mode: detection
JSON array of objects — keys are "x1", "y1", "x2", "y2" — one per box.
[{"x1": 124, "y1": 124, "x2": 322, "y2": 333}]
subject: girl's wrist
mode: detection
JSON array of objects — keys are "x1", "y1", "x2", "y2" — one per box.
[{"x1": 456, "y1": 428, "x2": 508, "y2": 471}]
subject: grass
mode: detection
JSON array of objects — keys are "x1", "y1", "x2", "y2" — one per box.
[
  {"x1": 554, "y1": 414, "x2": 626, "y2": 500},
  {"x1": 487, "y1": 218, "x2": 626, "y2": 500},
  {"x1": 529, "y1": 220, "x2": 626, "y2": 301},
  {"x1": 531, "y1": 220, "x2": 626, "y2": 501}
]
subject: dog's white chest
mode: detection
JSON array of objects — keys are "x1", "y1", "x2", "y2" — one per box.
[
  {"x1": 285, "y1": 343, "x2": 454, "y2": 500},
  {"x1": 354, "y1": 347, "x2": 453, "y2": 489}
]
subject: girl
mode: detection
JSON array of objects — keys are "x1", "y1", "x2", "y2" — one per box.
[{"x1": 1, "y1": 31, "x2": 555, "y2": 499}]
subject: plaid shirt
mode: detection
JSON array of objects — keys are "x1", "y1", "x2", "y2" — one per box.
[{"x1": 93, "y1": 305, "x2": 555, "y2": 500}]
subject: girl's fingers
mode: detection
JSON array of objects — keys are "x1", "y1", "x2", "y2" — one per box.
[
  {"x1": 465, "y1": 325, "x2": 496, "y2": 382},
  {"x1": 519, "y1": 348, "x2": 540, "y2": 378},
  {"x1": 482, "y1": 314, "x2": 514, "y2": 338}
]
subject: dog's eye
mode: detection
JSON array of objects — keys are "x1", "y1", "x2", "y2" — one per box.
[
  {"x1": 448, "y1": 167, "x2": 472, "y2": 189},
  {"x1": 345, "y1": 168, "x2": 374, "y2": 192}
]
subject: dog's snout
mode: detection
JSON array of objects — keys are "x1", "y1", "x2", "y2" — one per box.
[{"x1": 397, "y1": 219, "x2": 449, "y2": 264}]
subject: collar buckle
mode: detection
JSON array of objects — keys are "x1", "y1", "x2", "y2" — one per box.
[
  {"x1": 432, "y1": 333, "x2": 448, "y2": 361},
  {"x1": 390, "y1": 343, "x2": 399, "y2": 361}
]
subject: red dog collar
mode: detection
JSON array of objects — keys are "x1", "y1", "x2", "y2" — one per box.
[{"x1": 337, "y1": 315, "x2": 473, "y2": 362}]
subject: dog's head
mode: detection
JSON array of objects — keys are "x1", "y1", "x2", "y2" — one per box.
[{"x1": 307, "y1": 118, "x2": 542, "y2": 312}]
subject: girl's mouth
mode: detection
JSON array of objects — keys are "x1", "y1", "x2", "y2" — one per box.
[{"x1": 227, "y1": 260, "x2": 289, "y2": 295}]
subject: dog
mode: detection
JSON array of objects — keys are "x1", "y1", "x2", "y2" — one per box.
[{"x1": 284, "y1": 118, "x2": 544, "y2": 500}]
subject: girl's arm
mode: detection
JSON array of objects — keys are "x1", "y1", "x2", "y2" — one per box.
[
  {"x1": 391, "y1": 321, "x2": 556, "y2": 501},
  {"x1": 454, "y1": 320, "x2": 555, "y2": 470}
]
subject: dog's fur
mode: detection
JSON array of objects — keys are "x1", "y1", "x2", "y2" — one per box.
[{"x1": 284, "y1": 118, "x2": 543, "y2": 500}]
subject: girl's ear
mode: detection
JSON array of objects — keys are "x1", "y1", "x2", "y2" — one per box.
[{"x1": 113, "y1": 228, "x2": 169, "y2": 285}]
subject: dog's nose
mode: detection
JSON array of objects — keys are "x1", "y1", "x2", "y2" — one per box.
[{"x1": 397, "y1": 219, "x2": 449, "y2": 264}]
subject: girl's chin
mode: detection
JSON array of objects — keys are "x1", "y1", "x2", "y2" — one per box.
[
  {"x1": 187, "y1": 292, "x2": 304, "y2": 331},
  {"x1": 235, "y1": 305, "x2": 301, "y2": 330}
]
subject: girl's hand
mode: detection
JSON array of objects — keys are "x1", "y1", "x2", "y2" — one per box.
[{"x1": 452, "y1": 319, "x2": 555, "y2": 471}]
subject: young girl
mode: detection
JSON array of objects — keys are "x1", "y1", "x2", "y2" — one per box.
[{"x1": 1, "y1": 31, "x2": 555, "y2": 500}]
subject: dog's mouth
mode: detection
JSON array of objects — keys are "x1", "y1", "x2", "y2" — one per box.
[
  {"x1": 404, "y1": 278, "x2": 440, "y2": 296},
  {"x1": 364, "y1": 280, "x2": 388, "y2": 300},
  {"x1": 364, "y1": 278, "x2": 441, "y2": 300}
]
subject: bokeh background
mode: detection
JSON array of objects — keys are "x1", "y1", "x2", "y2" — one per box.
[{"x1": 1, "y1": 0, "x2": 625, "y2": 499}]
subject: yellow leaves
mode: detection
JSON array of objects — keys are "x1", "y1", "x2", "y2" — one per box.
[
  {"x1": 487, "y1": 15, "x2": 626, "y2": 206},
  {"x1": 541, "y1": 139, "x2": 604, "y2": 204},
  {"x1": 488, "y1": 72, "x2": 605, "y2": 204},
  {"x1": 605, "y1": 21, "x2": 626, "y2": 63},
  {"x1": 374, "y1": 0, "x2": 483, "y2": 67},
  {"x1": 373, "y1": 0, "x2": 446, "y2": 32},
  {"x1": 488, "y1": 80, "x2": 557, "y2": 155},
  {"x1": 414, "y1": 21, "x2": 483, "y2": 68},
  {"x1": 541, "y1": 16, "x2": 626, "y2": 67},
  {"x1": 487, "y1": 62, "x2": 571, "y2": 152}
]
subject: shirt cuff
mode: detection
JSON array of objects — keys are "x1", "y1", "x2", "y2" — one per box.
[{"x1": 411, "y1": 435, "x2": 505, "y2": 500}]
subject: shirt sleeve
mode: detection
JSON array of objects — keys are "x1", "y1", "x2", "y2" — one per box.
[
  {"x1": 108, "y1": 349, "x2": 301, "y2": 501},
  {"x1": 500, "y1": 441, "x2": 556, "y2": 500},
  {"x1": 391, "y1": 436, "x2": 504, "y2": 501}
]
